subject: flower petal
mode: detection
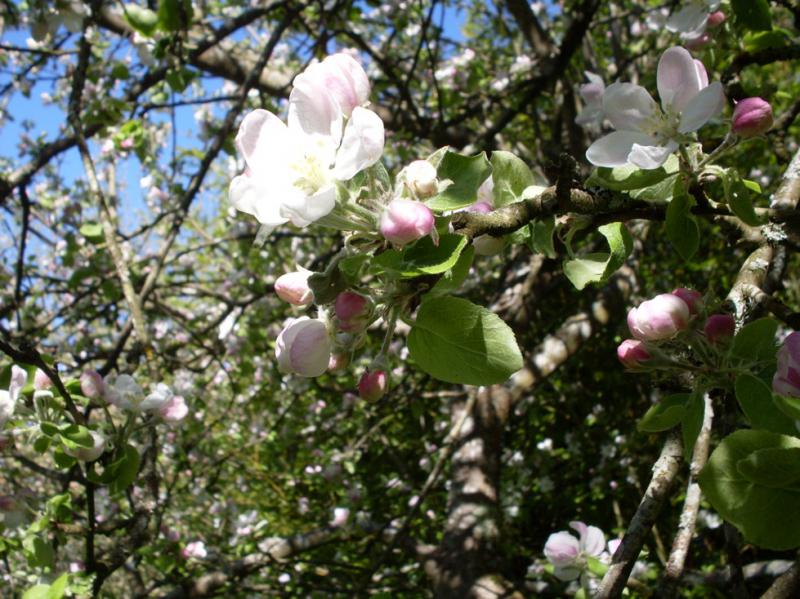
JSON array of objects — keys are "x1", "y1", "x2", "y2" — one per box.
[
  {"x1": 235, "y1": 109, "x2": 291, "y2": 171},
  {"x1": 288, "y1": 68, "x2": 343, "y2": 145},
  {"x1": 602, "y1": 82, "x2": 658, "y2": 132},
  {"x1": 581, "y1": 525, "x2": 607, "y2": 557},
  {"x1": 666, "y1": 4, "x2": 708, "y2": 37},
  {"x1": 658, "y1": 46, "x2": 704, "y2": 113},
  {"x1": 678, "y1": 81, "x2": 725, "y2": 133},
  {"x1": 280, "y1": 184, "x2": 336, "y2": 228},
  {"x1": 332, "y1": 107, "x2": 385, "y2": 181},
  {"x1": 586, "y1": 131, "x2": 658, "y2": 167},
  {"x1": 229, "y1": 173, "x2": 288, "y2": 230},
  {"x1": 628, "y1": 140, "x2": 678, "y2": 170}
]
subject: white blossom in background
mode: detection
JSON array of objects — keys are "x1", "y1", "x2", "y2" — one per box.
[
  {"x1": 230, "y1": 53, "x2": 384, "y2": 233},
  {"x1": 586, "y1": 46, "x2": 724, "y2": 169},
  {"x1": 0, "y1": 366, "x2": 26, "y2": 429},
  {"x1": 575, "y1": 72, "x2": 605, "y2": 127},
  {"x1": 666, "y1": 1, "x2": 720, "y2": 41},
  {"x1": 544, "y1": 521, "x2": 606, "y2": 581}
]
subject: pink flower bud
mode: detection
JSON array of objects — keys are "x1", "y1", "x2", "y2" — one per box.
[
  {"x1": 627, "y1": 294, "x2": 690, "y2": 341},
  {"x1": 276, "y1": 318, "x2": 331, "y2": 378},
  {"x1": 732, "y1": 97, "x2": 773, "y2": 138},
  {"x1": 671, "y1": 288, "x2": 703, "y2": 315},
  {"x1": 707, "y1": 11, "x2": 726, "y2": 27},
  {"x1": 380, "y1": 199, "x2": 434, "y2": 246},
  {"x1": 704, "y1": 314, "x2": 735, "y2": 344},
  {"x1": 80, "y1": 370, "x2": 104, "y2": 399},
  {"x1": 405, "y1": 160, "x2": 438, "y2": 198},
  {"x1": 33, "y1": 369, "x2": 52, "y2": 391},
  {"x1": 358, "y1": 370, "x2": 387, "y2": 402},
  {"x1": 685, "y1": 33, "x2": 711, "y2": 51},
  {"x1": 617, "y1": 339, "x2": 651, "y2": 369},
  {"x1": 467, "y1": 201, "x2": 493, "y2": 214},
  {"x1": 274, "y1": 270, "x2": 314, "y2": 306},
  {"x1": 773, "y1": 332, "x2": 800, "y2": 397},
  {"x1": 335, "y1": 291, "x2": 373, "y2": 332}
]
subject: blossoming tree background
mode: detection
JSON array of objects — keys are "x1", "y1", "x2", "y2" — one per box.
[{"x1": 1, "y1": 0, "x2": 800, "y2": 597}]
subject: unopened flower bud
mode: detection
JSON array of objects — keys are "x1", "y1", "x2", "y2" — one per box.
[
  {"x1": 627, "y1": 294, "x2": 690, "y2": 341},
  {"x1": 380, "y1": 199, "x2": 434, "y2": 246},
  {"x1": 773, "y1": 332, "x2": 800, "y2": 397},
  {"x1": 405, "y1": 160, "x2": 438, "y2": 198},
  {"x1": 617, "y1": 339, "x2": 651, "y2": 369},
  {"x1": 671, "y1": 288, "x2": 703, "y2": 315},
  {"x1": 276, "y1": 318, "x2": 331, "y2": 378},
  {"x1": 274, "y1": 270, "x2": 314, "y2": 306},
  {"x1": 685, "y1": 33, "x2": 711, "y2": 51},
  {"x1": 358, "y1": 370, "x2": 387, "y2": 402},
  {"x1": 732, "y1": 97, "x2": 773, "y2": 138},
  {"x1": 80, "y1": 370, "x2": 104, "y2": 399},
  {"x1": 64, "y1": 430, "x2": 106, "y2": 462},
  {"x1": 704, "y1": 314, "x2": 735, "y2": 344},
  {"x1": 707, "y1": 11, "x2": 726, "y2": 27},
  {"x1": 335, "y1": 291, "x2": 373, "y2": 332},
  {"x1": 33, "y1": 369, "x2": 53, "y2": 391}
]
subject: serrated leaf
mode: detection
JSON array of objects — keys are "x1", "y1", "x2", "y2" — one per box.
[
  {"x1": 489, "y1": 151, "x2": 535, "y2": 207},
  {"x1": 530, "y1": 217, "x2": 557, "y2": 258},
  {"x1": 408, "y1": 297, "x2": 522, "y2": 385},
  {"x1": 735, "y1": 373, "x2": 797, "y2": 435},
  {"x1": 426, "y1": 151, "x2": 492, "y2": 211},
  {"x1": 109, "y1": 444, "x2": 141, "y2": 494},
  {"x1": 586, "y1": 155, "x2": 678, "y2": 191},
  {"x1": 665, "y1": 188, "x2": 699, "y2": 261},
  {"x1": 563, "y1": 222, "x2": 632, "y2": 290},
  {"x1": 638, "y1": 394, "x2": 690, "y2": 432},
  {"x1": 682, "y1": 391, "x2": 705, "y2": 461},
  {"x1": 373, "y1": 234, "x2": 467, "y2": 278},
  {"x1": 724, "y1": 173, "x2": 761, "y2": 226},
  {"x1": 737, "y1": 447, "x2": 800, "y2": 488},
  {"x1": 427, "y1": 245, "x2": 474, "y2": 297},
  {"x1": 730, "y1": 317, "x2": 778, "y2": 363}
]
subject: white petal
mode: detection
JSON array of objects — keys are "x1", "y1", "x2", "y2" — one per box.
[
  {"x1": 602, "y1": 83, "x2": 658, "y2": 132},
  {"x1": 678, "y1": 81, "x2": 724, "y2": 133},
  {"x1": 332, "y1": 107, "x2": 384, "y2": 181},
  {"x1": 666, "y1": 4, "x2": 708, "y2": 36},
  {"x1": 9, "y1": 365, "x2": 27, "y2": 403},
  {"x1": 288, "y1": 69, "x2": 343, "y2": 145},
  {"x1": 694, "y1": 59, "x2": 709, "y2": 89},
  {"x1": 575, "y1": 105, "x2": 602, "y2": 126},
  {"x1": 628, "y1": 141, "x2": 678, "y2": 170},
  {"x1": 658, "y1": 46, "x2": 704, "y2": 113},
  {"x1": 235, "y1": 109, "x2": 291, "y2": 171},
  {"x1": 280, "y1": 185, "x2": 336, "y2": 228},
  {"x1": 318, "y1": 53, "x2": 371, "y2": 117},
  {"x1": 229, "y1": 173, "x2": 287, "y2": 229},
  {"x1": 586, "y1": 131, "x2": 657, "y2": 167},
  {"x1": 581, "y1": 525, "x2": 607, "y2": 557}
]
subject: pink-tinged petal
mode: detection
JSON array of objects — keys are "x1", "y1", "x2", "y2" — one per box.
[
  {"x1": 229, "y1": 173, "x2": 288, "y2": 230},
  {"x1": 628, "y1": 141, "x2": 678, "y2": 170},
  {"x1": 279, "y1": 184, "x2": 336, "y2": 228},
  {"x1": 666, "y1": 4, "x2": 708, "y2": 37},
  {"x1": 679, "y1": 82, "x2": 725, "y2": 133},
  {"x1": 658, "y1": 46, "x2": 704, "y2": 113},
  {"x1": 235, "y1": 109, "x2": 290, "y2": 170},
  {"x1": 694, "y1": 60, "x2": 709, "y2": 89},
  {"x1": 332, "y1": 106, "x2": 384, "y2": 181},
  {"x1": 602, "y1": 82, "x2": 658, "y2": 132},
  {"x1": 787, "y1": 367, "x2": 800, "y2": 389},
  {"x1": 288, "y1": 67, "x2": 343, "y2": 145},
  {"x1": 276, "y1": 318, "x2": 331, "y2": 378},
  {"x1": 9, "y1": 365, "x2": 27, "y2": 403},
  {"x1": 581, "y1": 525, "x2": 607, "y2": 557},
  {"x1": 544, "y1": 531, "x2": 580, "y2": 567},
  {"x1": 773, "y1": 375, "x2": 800, "y2": 398},
  {"x1": 586, "y1": 131, "x2": 658, "y2": 167},
  {"x1": 608, "y1": 538, "x2": 622, "y2": 556},
  {"x1": 318, "y1": 53, "x2": 371, "y2": 116}
]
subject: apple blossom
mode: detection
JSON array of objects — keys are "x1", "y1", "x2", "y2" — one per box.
[
  {"x1": 773, "y1": 332, "x2": 800, "y2": 398},
  {"x1": 80, "y1": 370, "x2": 104, "y2": 399},
  {"x1": 617, "y1": 339, "x2": 652, "y2": 369},
  {"x1": 33, "y1": 368, "x2": 53, "y2": 391},
  {"x1": 672, "y1": 287, "x2": 703, "y2": 314},
  {"x1": 666, "y1": 1, "x2": 721, "y2": 41},
  {"x1": 380, "y1": 199, "x2": 435, "y2": 246},
  {"x1": 586, "y1": 46, "x2": 725, "y2": 169},
  {"x1": 64, "y1": 430, "x2": 106, "y2": 462},
  {"x1": 707, "y1": 11, "x2": 726, "y2": 27},
  {"x1": 103, "y1": 374, "x2": 144, "y2": 411},
  {"x1": 275, "y1": 269, "x2": 314, "y2": 306},
  {"x1": 627, "y1": 293, "x2": 691, "y2": 341},
  {"x1": 358, "y1": 370, "x2": 387, "y2": 402},
  {"x1": 158, "y1": 394, "x2": 189, "y2": 424},
  {"x1": 732, "y1": 97, "x2": 773, "y2": 138},
  {"x1": 335, "y1": 291, "x2": 373, "y2": 332},
  {"x1": 575, "y1": 71, "x2": 605, "y2": 127},
  {"x1": 182, "y1": 541, "x2": 208, "y2": 559},
  {"x1": 230, "y1": 54, "x2": 384, "y2": 233},
  {"x1": 403, "y1": 159, "x2": 439, "y2": 198},
  {"x1": 330, "y1": 507, "x2": 350, "y2": 528},
  {"x1": 141, "y1": 383, "x2": 178, "y2": 412},
  {"x1": 276, "y1": 317, "x2": 332, "y2": 378},
  {"x1": 544, "y1": 521, "x2": 606, "y2": 581},
  {"x1": 704, "y1": 314, "x2": 735, "y2": 344},
  {"x1": 0, "y1": 365, "x2": 26, "y2": 429}
]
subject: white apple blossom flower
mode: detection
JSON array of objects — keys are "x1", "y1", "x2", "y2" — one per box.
[
  {"x1": 229, "y1": 53, "x2": 384, "y2": 233},
  {"x1": 586, "y1": 46, "x2": 724, "y2": 170},
  {"x1": 103, "y1": 374, "x2": 143, "y2": 411},
  {"x1": 0, "y1": 366, "x2": 27, "y2": 429},
  {"x1": 666, "y1": 1, "x2": 721, "y2": 41},
  {"x1": 544, "y1": 521, "x2": 606, "y2": 581},
  {"x1": 575, "y1": 72, "x2": 605, "y2": 127}
]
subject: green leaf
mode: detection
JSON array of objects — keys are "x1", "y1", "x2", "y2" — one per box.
[
  {"x1": 665, "y1": 188, "x2": 699, "y2": 261},
  {"x1": 638, "y1": 394, "x2": 689, "y2": 432},
  {"x1": 629, "y1": 174, "x2": 679, "y2": 203},
  {"x1": 59, "y1": 424, "x2": 94, "y2": 449},
  {"x1": 735, "y1": 374, "x2": 797, "y2": 435},
  {"x1": 122, "y1": 4, "x2": 159, "y2": 37},
  {"x1": 489, "y1": 151, "x2": 535, "y2": 207},
  {"x1": 737, "y1": 447, "x2": 800, "y2": 488},
  {"x1": 33, "y1": 436, "x2": 51, "y2": 454},
  {"x1": 23, "y1": 536, "x2": 54, "y2": 569},
  {"x1": 427, "y1": 245, "x2": 474, "y2": 297},
  {"x1": 40, "y1": 422, "x2": 59, "y2": 437},
  {"x1": 53, "y1": 450, "x2": 76, "y2": 469},
  {"x1": 426, "y1": 151, "x2": 492, "y2": 211},
  {"x1": 158, "y1": 0, "x2": 191, "y2": 31},
  {"x1": 586, "y1": 155, "x2": 678, "y2": 191},
  {"x1": 530, "y1": 217, "x2": 557, "y2": 258},
  {"x1": 79, "y1": 223, "x2": 104, "y2": 243},
  {"x1": 743, "y1": 29, "x2": 790, "y2": 53},
  {"x1": 23, "y1": 585, "x2": 51, "y2": 599},
  {"x1": 308, "y1": 266, "x2": 347, "y2": 305},
  {"x1": 373, "y1": 234, "x2": 468, "y2": 278},
  {"x1": 408, "y1": 297, "x2": 523, "y2": 385},
  {"x1": 773, "y1": 394, "x2": 800, "y2": 421},
  {"x1": 699, "y1": 430, "x2": 800, "y2": 549},
  {"x1": 724, "y1": 173, "x2": 761, "y2": 226},
  {"x1": 730, "y1": 317, "x2": 778, "y2": 363},
  {"x1": 682, "y1": 391, "x2": 705, "y2": 461},
  {"x1": 731, "y1": 0, "x2": 772, "y2": 32},
  {"x1": 563, "y1": 222, "x2": 632, "y2": 290},
  {"x1": 109, "y1": 444, "x2": 141, "y2": 494}
]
